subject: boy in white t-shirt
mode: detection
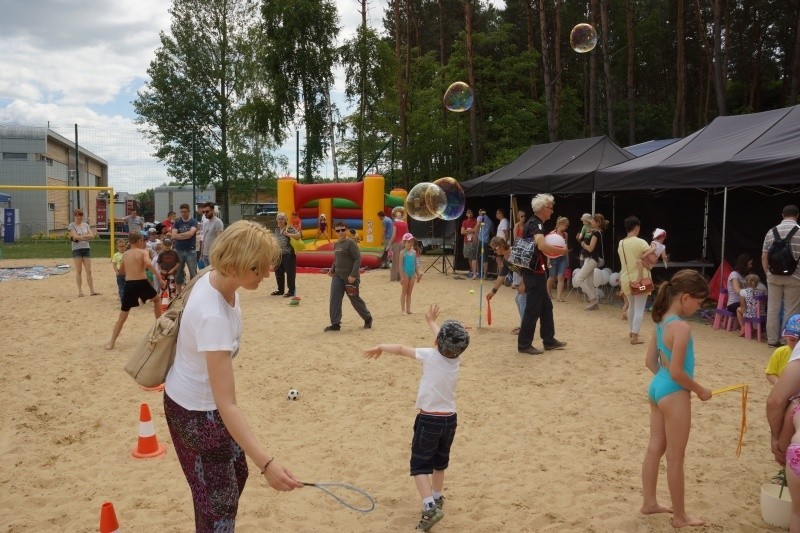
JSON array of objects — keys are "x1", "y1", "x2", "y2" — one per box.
[{"x1": 363, "y1": 304, "x2": 469, "y2": 532}]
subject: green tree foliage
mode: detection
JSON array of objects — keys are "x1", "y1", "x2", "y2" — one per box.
[
  {"x1": 254, "y1": 0, "x2": 340, "y2": 183},
  {"x1": 133, "y1": 0, "x2": 282, "y2": 223}
]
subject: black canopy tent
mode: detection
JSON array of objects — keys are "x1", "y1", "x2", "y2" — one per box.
[
  {"x1": 595, "y1": 105, "x2": 800, "y2": 280},
  {"x1": 462, "y1": 136, "x2": 636, "y2": 196},
  {"x1": 451, "y1": 137, "x2": 634, "y2": 272}
]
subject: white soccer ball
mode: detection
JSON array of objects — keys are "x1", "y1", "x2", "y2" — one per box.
[{"x1": 287, "y1": 388, "x2": 299, "y2": 400}]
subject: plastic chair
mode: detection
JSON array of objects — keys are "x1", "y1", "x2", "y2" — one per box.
[
  {"x1": 713, "y1": 288, "x2": 736, "y2": 331},
  {"x1": 743, "y1": 293, "x2": 768, "y2": 342}
]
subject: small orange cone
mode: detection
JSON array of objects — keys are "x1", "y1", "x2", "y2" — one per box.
[
  {"x1": 161, "y1": 290, "x2": 170, "y2": 312},
  {"x1": 99, "y1": 501, "x2": 119, "y2": 533},
  {"x1": 131, "y1": 403, "x2": 167, "y2": 459}
]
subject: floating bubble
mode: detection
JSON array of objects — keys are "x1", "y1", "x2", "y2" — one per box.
[
  {"x1": 405, "y1": 183, "x2": 444, "y2": 222},
  {"x1": 432, "y1": 177, "x2": 466, "y2": 220},
  {"x1": 443, "y1": 82, "x2": 474, "y2": 112},
  {"x1": 570, "y1": 23, "x2": 597, "y2": 53}
]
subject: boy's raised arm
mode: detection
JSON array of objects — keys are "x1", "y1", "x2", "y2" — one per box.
[
  {"x1": 363, "y1": 344, "x2": 416, "y2": 359},
  {"x1": 426, "y1": 304, "x2": 441, "y2": 336}
]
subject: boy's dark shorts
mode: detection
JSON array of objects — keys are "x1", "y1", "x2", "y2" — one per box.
[
  {"x1": 121, "y1": 279, "x2": 158, "y2": 312},
  {"x1": 409, "y1": 412, "x2": 457, "y2": 476},
  {"x1": 71, "y1": 248, "x2": 90, "y2": 258}
]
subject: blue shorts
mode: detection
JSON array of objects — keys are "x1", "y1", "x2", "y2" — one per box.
[
  {"x1": 548, "y1": 255, "x2": 567, "y2": 277},
  {"x1": 410, "y1": 413, "x2": 457, "y2": 476}
]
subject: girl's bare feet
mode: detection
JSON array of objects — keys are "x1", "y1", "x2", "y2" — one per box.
[
  {"x1": 672, "y1": 516, "x2": 705, "y2": 528},
  {"x1": 406, "y1": 309, "x2": 412, "y2": 314},
  {"x1": 104, "y1": 342, "x2": 114, "y2": 350},
  {"x1": 641, "y1": 503, "x2": 673, "y2": 515}
]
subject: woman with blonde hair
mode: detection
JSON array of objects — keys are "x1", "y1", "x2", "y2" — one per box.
[
  {"x1": 164, "y1": 220, "x2": 302, "y2": 530},
  {"x1": 574, "y1": 213, "x2": 608, "y2": 311}
]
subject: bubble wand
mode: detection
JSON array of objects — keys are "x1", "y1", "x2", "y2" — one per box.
[{"x1": 711, "y1": 383, "x2": 748, "y2": 457}]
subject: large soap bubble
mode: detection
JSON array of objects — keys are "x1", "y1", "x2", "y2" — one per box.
[
  {"x1": 570, "y1": 23, "x2": 597, "y2": 53},
  {"x1": 443, "y1": 82, "x2": 474, "y2": 112},
  {"x1": 432, "y1": 177, "x2": 465, "y2": 220},
  {"x1": 406, "y1": 182, "x2": 445, "y2": 222}
]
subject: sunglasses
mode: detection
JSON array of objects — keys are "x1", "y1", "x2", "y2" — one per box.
[{"x1": 335, "y1": 228, "x2": 347, "y2": 233}]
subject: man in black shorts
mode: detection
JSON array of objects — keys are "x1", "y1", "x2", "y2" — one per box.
[{"x1": 105, "y1": 232, "x2": 162, "y2": 350}]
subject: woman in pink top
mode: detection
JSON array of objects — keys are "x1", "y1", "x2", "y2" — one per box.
[{"x1": 390, "y1": 207, "x2": 408, "y2": 282}]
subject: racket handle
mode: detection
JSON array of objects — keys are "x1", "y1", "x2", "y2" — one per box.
[{"x1": 302, "y1": 482, "x2": 317, "y2": 486}]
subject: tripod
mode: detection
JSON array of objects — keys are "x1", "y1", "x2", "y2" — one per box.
[{"x1": 425, "y1": 222, "x2": 456, "y2": 275}]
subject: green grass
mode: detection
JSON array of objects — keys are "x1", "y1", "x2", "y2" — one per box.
[{"x1": 0, "y1": 239, "x2": 113, "y2": 260}]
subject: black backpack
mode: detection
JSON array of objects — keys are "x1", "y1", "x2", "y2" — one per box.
[{"x1": 767, "y1": 226, "x2": 800, "y2": 275}]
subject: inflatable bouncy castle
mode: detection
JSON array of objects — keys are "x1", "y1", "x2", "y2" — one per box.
[{"x1": 277, "y1": 175, "x2": 406, "y2": 268}]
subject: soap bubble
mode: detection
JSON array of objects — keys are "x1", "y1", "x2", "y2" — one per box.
[
  {"x1": 432, "y1": 177, "x2": 466, "y2": 220},
  {"x1": 405, "y1": 183, "x2": 444, "y2": 222},
  {"x1": 570, "y1": 23, "x2": 597, "y2": 53},
  {"x1": 443, "y1": 82, "x2": 474, "y2": 112}
]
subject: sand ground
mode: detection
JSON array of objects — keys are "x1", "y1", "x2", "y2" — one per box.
[{"x1": 0, "y1": 255, "x2": 787, "y2": 532}]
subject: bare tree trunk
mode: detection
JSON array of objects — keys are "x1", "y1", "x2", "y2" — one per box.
[
  {"x1": 554, "y1": 0, "x2": 562, "y2": 134},
  {"x1": 325, "y1": 84, "x2": 339, "y2": 182},
  {"x1": 626, "y1": 0, "x2": 635, "y2": 144},
  {"x1": 538, "y1": 0, "x2": 557, "y2": 141},
  {"x1": 599, "y1": 0, "x2": 614, "y2": 140},
  {"x1": 589, "y1": 0, "x2": 597, "y2": 136},
  {"x1": 693, "y1": 0, "x2": 714, "y2": 123},
  {"x1": 712, "y1": 0, "x2": 727, "y2": 115},
  {"x1": 356, "y1": 0, "x2": 367, "y2": 179},
  {"x1": 393, "y1": 0, "x2": 409, "y2": 189},
  {"x1": 673, "y1": 0, "x2": 686, "y2": 137},
  {"x1": 465, "y1": 0, "x2": 479, "y2": 177},
  {"x1": 524, "y1": 0, "x2": 539, "y2": 99},
  {"x1": 792, "y1": 3, "x2": 800, "y2": 104},
  {"x1": 748, "y1": 9, "x2": 763, "y2": 111}
]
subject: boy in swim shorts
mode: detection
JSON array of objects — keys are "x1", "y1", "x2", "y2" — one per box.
[{"x1": 105, "y1": 232, "x2": 162, "y2": 350}]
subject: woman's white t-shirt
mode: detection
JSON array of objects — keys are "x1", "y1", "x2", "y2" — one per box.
[
  {"x1": 727, "y1": 271, "x2": 745, "y2": 305},
  {"x1": 165, "y1": 273, "x2": 241, "y2": 411},
  {"x1": 415, "y1": 347, "x2": 460, "y2": 413}
]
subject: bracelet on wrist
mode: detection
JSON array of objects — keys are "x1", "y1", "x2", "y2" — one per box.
[
  {"x1": 491, "y1": 287, "x2": 497, "y2": 294},
  {"x1": 261, "y1": 457, "x2": 274, "y2": 475}
]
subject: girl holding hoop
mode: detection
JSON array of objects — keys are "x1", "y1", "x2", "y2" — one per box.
[{"x1": 641, "y1": 269, "x2": 711, "y2": 528}]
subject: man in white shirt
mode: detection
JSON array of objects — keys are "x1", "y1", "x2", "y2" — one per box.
[
  {"x1": 762, "y1": 204, "x2": 800, "y2": 346},
  {"x1": 495, "y1": 208, "x2": 510, "y2": 273}
]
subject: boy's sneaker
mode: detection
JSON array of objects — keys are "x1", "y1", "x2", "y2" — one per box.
[
  {"x1": 434, "y1": 496, "x2": 445, "y2": 510},
  {"x1": 416, "y1": 507, "x2": 443, "y2": 531}
]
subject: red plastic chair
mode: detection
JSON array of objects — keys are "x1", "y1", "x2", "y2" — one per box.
[
  {"x1": 743, "y1": 293, "x2": 768, "y2": 342},
  {"x1": 713, "y1": 288, "x2": 736, "y2": 331}
]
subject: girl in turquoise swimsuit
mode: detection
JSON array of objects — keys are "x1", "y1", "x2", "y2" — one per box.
[{"x1": 640, "y1": 270, "x2": 711, "y2": 529}]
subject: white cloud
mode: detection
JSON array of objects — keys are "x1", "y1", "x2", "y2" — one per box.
[{"x1": 0, "y1": 0, "x2": 505, "y2": 193}]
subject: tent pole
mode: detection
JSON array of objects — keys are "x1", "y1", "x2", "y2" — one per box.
[
  {"x1": 612, "y1": 194, "x2": 616, "y2": 270},
  {"x1": 701, "y1": 190, "x2": 710, "y2": 262},
  {"x1": 720, "y1": 187, "x2": 728, "y2": 291},
  {"x1": 591, "y1": 191, "x2": 596, "y2": 214}
]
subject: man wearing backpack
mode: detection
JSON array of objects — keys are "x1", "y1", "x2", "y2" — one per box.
[{"x1": 761, "y1": 205, "x2": 800, "y2": 347}]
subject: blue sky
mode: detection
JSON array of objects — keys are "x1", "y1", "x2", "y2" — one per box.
[{"x1": 0, "y1": 0, "x2": 393, "y2": 193}]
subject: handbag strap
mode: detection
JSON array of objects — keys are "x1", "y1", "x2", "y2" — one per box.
[
  {"x1": 621, "y1": 239, "x2": 636, "y2": 280},
  {"x1": 166, "y1": 266, "x2": 213, "y2": 313}
]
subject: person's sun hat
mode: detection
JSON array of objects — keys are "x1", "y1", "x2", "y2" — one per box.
[
  {"x1": 783, "y1": 314, "x2": 800, "y2": 338},
  {"x1": 148, "y1": 227, "x2": 157, "y2": 234},
  {"x1": 580, "y1": 213, "x2": 592, "y2": 222},
  {"x1": 436, "y1": 320, "x2": 470, "y2": 358},
  {"x1": 653, "y1": 228, "x2": 667, "y2": 240},
  {"x1": 402, "y1": 232, "x2": 414, "y2": 241}
]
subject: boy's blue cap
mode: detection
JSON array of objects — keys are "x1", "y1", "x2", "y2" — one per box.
[
  {"x1": 784, "y1": 314, "x2": 800, "y2": 338},
  {"x1": 436, "y1": 320, "x2": 470, "y2": 357}
]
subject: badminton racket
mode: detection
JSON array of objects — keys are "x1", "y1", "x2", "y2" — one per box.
[
  {"x1": 301, "y1": 482, "x2": 375, "y2": 513},
  {"x1": 486, "y1": 295, "x2": 492, "y2": 325}
]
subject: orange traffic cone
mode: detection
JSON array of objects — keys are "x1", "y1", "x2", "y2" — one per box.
[
  {"x1": 99, "y1": 501, "x2": 119, "y2": 533},
  {"x1": 161, "y1": 290, "x2": 170, "y2": 312},
  {"x1": 131, "y1": 403, "x2": 167, "y2": 459}
]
